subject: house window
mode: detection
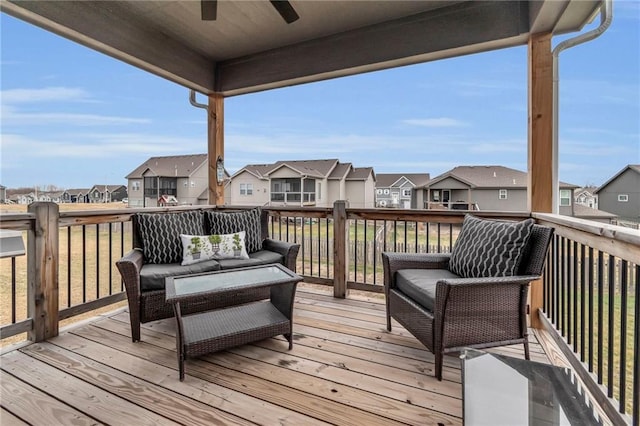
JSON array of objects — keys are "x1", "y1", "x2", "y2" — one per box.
[
  {"x1": 271, "y1": 178, "x2": 302, "y2": 203},
  {"x1": 303, "y1": 179, "x2": 316, "y2": 203},
  {"x1": 402, "y1": 189, "x2": 411, "y2": 197},
  {"x1": 376, "y1": 189, "x2": 383, "y2": 195},
  {"x1": 618, "y1": 194, "x2": 629, "y2": 202},
  {"x1": 240, "y1": 183, "x2": 253, "y2": 195},
  {"x1": 432, "y1": 190, "x2": 440, "y2": 201},
  {"x1": 499, "y1": 189, "x2": 508, "y2": 200},
  {"x1": 132, "y1": 181, "x2": 140, "y2": 191},
  {"x1": 159, "y1": 178, "x2": 177, "y2": 196},
  {"x1": 560, "y1": 190, "x2": 571, "y2": 206},
  {"x1": 144, "y1": 177, "x2": 158, "y2": 198},
  {"x1": 383, "y1": 189, "x2": 390, "y2": 195}
]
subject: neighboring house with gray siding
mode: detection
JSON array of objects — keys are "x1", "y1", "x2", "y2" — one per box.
[
  {"x1": 419, "y1": 165, "x2": 578, "y2": 214},
  {"x1": 595, "y1": 165, "x2": 640, "y2": 223},
  {"x1": 63, "y1": 189, "x2": 91, "y2": 203},
  {"x1": 125, "y1": 154, "x2": 209, "y2": 207},
  {"x1": 228, "y1": 159, "x2": 376, "y2": 208},
  {"x1": 88, "y1": 185, "x2": 127, "y2": 203},
  {"x1": 375, "y1": 174, "x2": 430, "y2": 209}
]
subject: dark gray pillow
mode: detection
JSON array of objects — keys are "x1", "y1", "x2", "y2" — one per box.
[
  {"x1": 449, "y1": 214, "x2": 534, "y2": 278},
  {"x1": 135, "y1": 211, "x2": 205, "y2": 264},
  {"x1": 205, "y1": 208, "x2": 263, "y2": 254}
]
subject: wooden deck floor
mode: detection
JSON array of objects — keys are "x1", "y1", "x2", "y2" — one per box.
[{"x1": 0, "y1": 286, "x2": 550, "y2": 426}]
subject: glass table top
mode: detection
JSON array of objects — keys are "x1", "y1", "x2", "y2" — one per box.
[
  {"x1": 461, "y1": 349, "x2": 604, "y2": 426},
  {"x1": 166, "y1": 264, "x2": 299, "y2": 301}
]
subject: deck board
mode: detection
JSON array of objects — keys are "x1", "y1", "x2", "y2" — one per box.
[{"x1": 1, "y1": 287, "x2": 547, "y2": 426}]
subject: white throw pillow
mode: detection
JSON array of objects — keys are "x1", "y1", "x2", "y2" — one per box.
[{"x1": 180, "y1": 231, "x2": 249, "y2": 265}]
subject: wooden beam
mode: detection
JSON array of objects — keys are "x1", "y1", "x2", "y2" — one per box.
[
  {"x1": 216, "y1": 1, "x2": 529, "y2": 95},
  {"x1": 0, "y1": 0, "x2": 215, "y2": 93},
  {"x1": 207, "y1": 94, "x2": 225, "y2": 205},
  {"x1": 528, "y1": 32, "x2": 553, "y2": 330},
  {"x1": 528, "y1": 32, "x2": 554, "y2": 214},
  {"x1": 27, "y1": 202, "x2": 59, "y2": 342}
]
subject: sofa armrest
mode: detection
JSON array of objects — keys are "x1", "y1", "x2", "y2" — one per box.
[
  {"x1": 436, "y1": 274, "x2": 540, "y2": 288},
  {"x1": 116, "y1": 248, "x2": 144, "y2": 301},
  {"x1": 263, "y1": 238, "x2": 301, "y2": 272},
  {"x1": 382, "y1": 252, "x2": 451, "y2": 291}
]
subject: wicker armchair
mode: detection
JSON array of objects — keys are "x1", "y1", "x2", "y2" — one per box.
[{"x1": 382, "y1": 223, "x2": 553, "y2": 380}]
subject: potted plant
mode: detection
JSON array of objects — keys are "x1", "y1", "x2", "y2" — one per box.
[
  {"x1": 232, "y1": 233, "x2": 242, "y2": 257},
  {"x1": 208, "y1": 234, "x2": 221, "y2": 255},
  {"x1": 189, "y1": 236, "x2": 203, "y2": 260}
]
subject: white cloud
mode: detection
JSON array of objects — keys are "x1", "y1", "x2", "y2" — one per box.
[
  {"x1": 402, "y1": 118, "x2": 469, "y2": 128},
  {"x1": 0, "y1": 133, "x2": 202, "y2": 159},
  {"x1": 1, "y1": 87, "x2": 91, "y2": 103},
  {"x1": 1, "y1": 106, "x2": 151, "y2": 126}
]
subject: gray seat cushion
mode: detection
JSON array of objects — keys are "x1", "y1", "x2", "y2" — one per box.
[
  {"x1": 395, "y1": 269, "x2": 461, "y2": 312},
  {"x1": 140, "y1": 259, "x2": 221, "y2": 291},
  {"x1": 217, "y1": 250, "x2": 283, "y2": 270}
]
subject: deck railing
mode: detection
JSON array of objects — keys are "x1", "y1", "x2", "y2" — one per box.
[
  {"x1": 534, "y1": 213, "x2": 639, "y2": 426},
  {"x1": 1, "y1": 202, "x2": 637, "y2": 425}
]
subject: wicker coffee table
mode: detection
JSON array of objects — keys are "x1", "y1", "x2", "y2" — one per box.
[{"x1": 165, "y1": 263, "x2": 302, "y2": 381}]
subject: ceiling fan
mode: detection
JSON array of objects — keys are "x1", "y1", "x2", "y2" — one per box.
[{"x1": 201, "y1": 0, "x2": 300, "y2": 24}]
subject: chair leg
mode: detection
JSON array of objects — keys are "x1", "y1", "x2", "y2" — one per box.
[
  {"x1": 386, "y1": 311, "x2": 392, "y2": 331},
  {"x1": 435, "y1": 351, "x2": 444, "y2": 381},
  {"x1": 524, "y1": 340, "x2": 530, "y2": 360},
  {"x1": 128, "y1": 309, "x2": 141, "y2": 342}
]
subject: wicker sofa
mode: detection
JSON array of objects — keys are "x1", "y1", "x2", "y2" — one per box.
[
  {"x1": 116, "y1": 207, "x2": 300, "y2": 342},
  {"x1": 382, "y1": 215, "x2": 553, "y2": 380}
]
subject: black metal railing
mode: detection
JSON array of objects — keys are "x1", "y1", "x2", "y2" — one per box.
[{"x1": 537, "y1": 213, "x2": 639, "y2": 426}]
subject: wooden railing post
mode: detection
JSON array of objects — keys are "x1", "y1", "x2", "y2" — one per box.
[
  {"x1": 333, "y1": 200, "x2": 349, "y2": 298},
  {"x1": 27, "y1": 202, "x2": 59, "y2": 341}
]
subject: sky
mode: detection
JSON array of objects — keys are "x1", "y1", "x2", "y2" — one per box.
[{"x1": 1, "y1": 2, "x2": 639, "y2": 191}]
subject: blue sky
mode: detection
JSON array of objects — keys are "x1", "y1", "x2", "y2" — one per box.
[{"x1": 1, "y1": 2, "x2": 638, "y2": 190}]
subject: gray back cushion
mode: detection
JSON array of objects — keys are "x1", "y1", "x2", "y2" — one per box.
[
  {"x1": 135, "y1": 211, "x2": 205, "y2": 264},
  {"x1": 205, "y1": 208, "x2": 263, "y2": 253},
  {"x1": 449, "y1": 214, "x2": 534, "y2": 278}
]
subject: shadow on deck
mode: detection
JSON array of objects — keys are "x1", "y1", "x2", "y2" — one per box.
[{"x1": 0, "y1": 286, "x2": 550, "y2": 425}]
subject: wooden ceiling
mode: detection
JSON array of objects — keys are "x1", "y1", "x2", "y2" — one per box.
[{"x1": 1, "y1": 0, "x2": 601, "y2": 97}]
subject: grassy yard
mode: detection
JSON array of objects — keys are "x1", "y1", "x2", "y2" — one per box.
[{"x1": 1, "y1": 203, "x2": 132, "y2": 347}]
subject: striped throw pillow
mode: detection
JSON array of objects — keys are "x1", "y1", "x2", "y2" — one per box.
[{"x1": 449, "y1": 214, "x2": 534, "y2": 278}]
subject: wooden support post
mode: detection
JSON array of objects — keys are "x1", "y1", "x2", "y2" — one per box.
[
  {"x1": 208, "y1": 94, "x2": 225, "y2": 205},
  {"x1": 528, "y1": 32, "x2": 553, "y2": 330},
  {"x1": 27, "y1": 202, "x2": 59, "y2": 342},
  {"x1": 333, "y1": 200, "x2": 349, "y2": 298}
]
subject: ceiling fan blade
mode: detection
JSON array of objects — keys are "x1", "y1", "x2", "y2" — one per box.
[
  {"x1": 269, "y1": 1, "x2": 299, "y2": 24},
  {"x1": 201, "y1": 0, "x2": 217, "y2": 21}
]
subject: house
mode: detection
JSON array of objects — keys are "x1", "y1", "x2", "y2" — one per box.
[
  {"x1": 228, "y1": 159, "x2": 376, "y2": 208},
  {"x1": 0, "y1": 185, "x2": 6, "y2": 203},
  {"x1": 574, "y1": 186, "x2": 598, "y2": 209},
  {"x1": 63, "y1": 189, "x2": 91, "y2": 203},
  {"x1": 375, "y1": 174, "x2": 430, "y2": 209},
  {"x1": 420, "y1": 166, "x2": 579, "y2": 214},
  {"x1": 570, "y1": 204, "x2": 617, "y2": 224},
  {"x1": 594, "y1": 164, "x2": 640, "y2": 223},
  {"x1": 88, "y1": 185, "x2": 128, "y2": 203},
  {"x1": 125, "y1": 154, "x2": 208, "y2": 207}
]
